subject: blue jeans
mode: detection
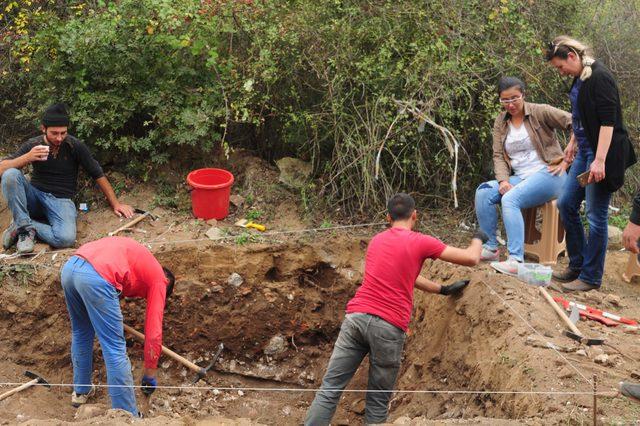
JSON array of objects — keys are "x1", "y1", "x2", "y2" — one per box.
[
  {"x1": 305, "y1": 313, "x2": 406, "y2": 425},
  {"x1": 61, "y1": 256, "x2": 138, "y2": 415},
  {"x1": 557, "y1": 148, "x2": 611, "y2": 286},
  {"x1": 475, "y1": 167, "x2": 567, "y2": 261},
  {"x1": 1, "y1": 168, "x2": 76, "y2": 247}
]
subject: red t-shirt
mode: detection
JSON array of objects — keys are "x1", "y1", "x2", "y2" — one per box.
[
  {"x1": 346, "y1": 227, "x2": 446, "y2": 331},
  {"x1": 76, "y1": 236, "x2": 167, "y2": 369}
]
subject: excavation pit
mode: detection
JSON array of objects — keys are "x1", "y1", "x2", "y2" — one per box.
[{"x1": 0, "y1": 238, "x2": 637, "y2": 424}]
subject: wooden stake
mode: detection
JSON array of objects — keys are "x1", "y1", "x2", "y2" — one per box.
[{"x1": 593, "y1": 374, "x2": 597, "y2": 426}]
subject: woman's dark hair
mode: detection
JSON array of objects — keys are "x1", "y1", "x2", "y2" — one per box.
[
  {"x1": 163, "y1": 267, "x2": 176, "y2": 298},
  {"x1": 387, "y1": 193, "x2": 416, "y2": 221},
  {"x1": 497, "y1": 76, "x2": 525, "y2": 95}
]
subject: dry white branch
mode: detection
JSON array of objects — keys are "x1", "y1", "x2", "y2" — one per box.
[{"x1": 393, "y1": 99, "x2": 460, "y2": 208}]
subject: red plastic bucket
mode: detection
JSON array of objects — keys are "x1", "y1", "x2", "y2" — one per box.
[{"x1": 186, "y1": 168, "x2": 234, "y2": 220}]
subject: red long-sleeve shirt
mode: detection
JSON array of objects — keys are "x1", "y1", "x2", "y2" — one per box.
[{"x1": 76, "y1": 236, "x2": 167, "y2": 369}]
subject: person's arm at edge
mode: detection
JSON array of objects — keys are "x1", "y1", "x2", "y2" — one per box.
[
  {"x1": 415, "y1": 274, "x2": 441, "y2": 294},
  {"x1": 95, "y1": 176, "x2": 135, "y2": 218},
  {"x1": 588, "y1": 126, "x2": 613, "y2": 183},
  {"x1": 437, "y1": 238, "x2": 482, "y2": 267},
  {"x1": 142, "y1": 282, "x2": 166, "y2": 379},
  {"x1": 622, "y1": 188, "x2": 640, "y2": 253}
]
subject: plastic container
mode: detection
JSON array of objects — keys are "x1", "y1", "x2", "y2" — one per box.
[
  {"x1": 517, "y1": 263, "x2": 552, "y2": 286},
  {"x1": 186, "y1": 168, "x2": 234, "y2": 220}
]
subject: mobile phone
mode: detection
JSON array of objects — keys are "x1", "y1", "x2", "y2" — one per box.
[{"x1": 577, "y1": 170, "x2": 591, "y2": 187}]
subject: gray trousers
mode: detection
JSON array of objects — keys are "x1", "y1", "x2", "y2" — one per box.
[{"x1": 305, "y1": 313, "x2": 406, "y2": 425}]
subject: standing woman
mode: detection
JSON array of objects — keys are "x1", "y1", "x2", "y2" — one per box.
[{"x1": 546, "y1": 36, "x2": 636, "y2": 291}]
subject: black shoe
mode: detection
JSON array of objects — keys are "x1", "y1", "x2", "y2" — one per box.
[
  {"x1": 552, "y1": 267, "x2": 580, "y2": 283},
  {"x1": 620, "y1": 381, "x2": 640, "y2": 402}
]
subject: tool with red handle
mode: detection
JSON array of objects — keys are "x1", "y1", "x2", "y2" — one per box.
[{"x1": 553, "y1": 296, "x2": 638, "y2": 326}]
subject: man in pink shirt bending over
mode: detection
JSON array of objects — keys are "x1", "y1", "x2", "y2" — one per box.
[
  {"x1": 60, "y1": 236, "x2": 175, "y2": 416},
  {"x1": 305, "y1": 193, "x2": 486, "y2": 425}
]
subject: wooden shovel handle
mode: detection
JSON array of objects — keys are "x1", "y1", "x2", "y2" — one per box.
[
  {"x1": 539, "y1": 287, "x2": 583, "y2": 336},
  {"x1": 0, "y1": 378, "x2": 39, "y2": 401},
  {"x1": 108, "y1": 213, "x2": 149, "y2": 236},
  {"x1": 123, "y1": 324, "x2": 204, "y2": 375}
]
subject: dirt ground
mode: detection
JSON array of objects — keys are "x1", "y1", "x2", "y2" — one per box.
[{"x1": 1, "y1": 154, "x2": 639, "y2": 425}]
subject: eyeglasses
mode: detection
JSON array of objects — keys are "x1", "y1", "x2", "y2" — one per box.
[
  {"x1": 499, "y1": 95, "x2": 523, "y2": 104},
  {"x1": 547, "y1": 41, "x2": 559, "y2": 56}
]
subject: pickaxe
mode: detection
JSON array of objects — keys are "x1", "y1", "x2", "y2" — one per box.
[
  {"x1": 109, "y1": 208, "x2": 158, "y2": 236},
  {"x1": 0, "y1": 371, "x2": 50, "y2": 402},
  {"x1": 123, "y1": 324, "x2": 223, "y2": 383}
]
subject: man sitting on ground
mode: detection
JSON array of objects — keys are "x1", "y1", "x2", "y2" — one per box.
[
  {"x1": 305, "y1": 193, "x2": 486, "y2": 425},
  {"x1": 61, "y1": 236, "x2": 175, "y2": 416},
  {"x1": 0, "y1": 103, "x2": 133, "y2": 253}
]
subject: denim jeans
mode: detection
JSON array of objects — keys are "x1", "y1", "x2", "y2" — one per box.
[
  {"x1": 475, "y1": 167, "x2": 567, "y2": 261},
  {"x1": 1, "y1": 168, "x2": 76, "y2": 248},
  {"x1": 557, "y1": 147, "x2": 611, "y2": 286},
  {"x1": 61, "y1": 256, "x2": 138, "y2": 415},
  {"x1": 305, "y1": 313, "x2": 406, "y2": 426}
]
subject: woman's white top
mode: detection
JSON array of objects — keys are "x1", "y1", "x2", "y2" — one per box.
[{"x1": 504, "y1": 122, "x2": 546, "y2": 179}]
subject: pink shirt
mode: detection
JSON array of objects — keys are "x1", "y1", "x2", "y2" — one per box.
[
  {"x1": 346, "y1": 227, "x2": 446, "y2": 331},
  {"x1": 76, "y1": 237, "x2": 167, "y2": 369}
]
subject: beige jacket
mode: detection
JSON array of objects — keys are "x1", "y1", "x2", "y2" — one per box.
[{"x1": 493, "y1": 102, "x2": 572, "y2": 182}]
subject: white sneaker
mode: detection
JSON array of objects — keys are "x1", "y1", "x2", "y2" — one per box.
[
  {"x1": 490, "y1": 257, "x2": 521, "y2": 276},
  {"x1": 480, "y1": 247, "x2": 499, "y2": 261},
  {"x1": 71, "y1": 386, "x2": 96, "y2": 407}
]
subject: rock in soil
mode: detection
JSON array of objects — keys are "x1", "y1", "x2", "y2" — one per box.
[
  {"x1": 75, "y1": 404, "x2": 107, "y2": 420},
  {"x1": 276, "y1": 157, "x2": 312, "y2": 189},
  {"x1": 350, "y1": 398, "x2": 366, "y2": 415},
  {"x1": 264, "y1": 334, "x2": 287, "y2": 355},
  {"x1": 206, "y1": 226, "x2": 225, "y2": 240},
  {"x1": 227, "y1": 272, "x2": 244, "y2": 287}
]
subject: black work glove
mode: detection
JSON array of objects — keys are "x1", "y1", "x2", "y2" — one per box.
[
  {"x1": 439, "y1": 280, "x2": 470, "y2": 296},
  {"x1": 141, "y1": 375, "x2": 157, "y2": 396},
  {"x1": 472, "y1": 229, "x2": 489, "y2": 244}
]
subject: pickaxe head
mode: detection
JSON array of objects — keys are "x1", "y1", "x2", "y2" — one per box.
[
  {"x1": 193, "y1": 343, "x2": 224, "y2": 384},
  {"x1": 24, "y1": 371, "x2": 50, "y2": 388},
  {"x1": 564, "y1": 330, "x2": 605, "y2": 346},
  {"x1": 134, "y1": 208, "x2": 159, "y2": 220}
]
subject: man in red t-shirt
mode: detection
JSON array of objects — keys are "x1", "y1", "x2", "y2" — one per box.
[
  {"x1": 60, "y1": 237, "x2": 175, "y2": 416},
  {"x1": 305, "y1": 193, "x2": 486, "y2": 425}
]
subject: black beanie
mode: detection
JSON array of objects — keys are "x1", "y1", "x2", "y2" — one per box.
[{"x1": 42, "y1": 103, "x2": 70, "y2": 127}]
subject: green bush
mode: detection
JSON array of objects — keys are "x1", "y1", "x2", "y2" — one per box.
[{"x1": 2, "y1": 0, "x2": 637, "y2": 216}]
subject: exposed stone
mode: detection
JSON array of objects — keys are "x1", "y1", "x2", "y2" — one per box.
[
  {"x1": 227, "y1": 273, "x2": 244, "y2": 287},
  {"x1": 594, "y1": 354, "x2": 611, "y2": 366},
  {"x1": 350, "y1": 398, "x2": 366, "y2": 415},
  {"x1": 206, "y1": 218, "x2": 218, "y2": 226},
  {"x1": 603, "y1": 294, "x2": 622, "y2": 307},
  {"x1": 558, "y1": 367, "x2": 576, "y2": 379},
  {"x1": 75, "y1": 404, "x2": 106, "y2": 420},
  {"x1": 206, "y1": 226, "x2": 225, "y2": 240},
  {"x1": 607, "y1": 225, "x2": 623, "y2": 249},
  {"x1": 229, "y1": 194, "x2": 245, "y2": 208},
  {"x1": 275, "y1": 157, "x2": 312, "y2": 189},
  {"x1": 264, "y1": 334, "x2": 287, "y2": 355}
]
